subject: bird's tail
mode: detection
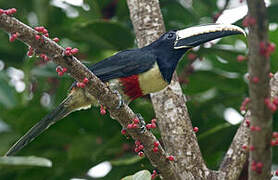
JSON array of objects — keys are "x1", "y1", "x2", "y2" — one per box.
[{"x1": 5, "y1": 95, "x2": 73, "y2": 156}]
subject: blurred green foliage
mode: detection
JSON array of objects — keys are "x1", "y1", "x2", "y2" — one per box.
[{"x1": 0, "y1": 0, "x2": 277, "y2": 179}]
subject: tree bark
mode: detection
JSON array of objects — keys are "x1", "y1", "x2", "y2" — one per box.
[{"x1": 246, "y1": 0, "x2": 272, "y2": 179}]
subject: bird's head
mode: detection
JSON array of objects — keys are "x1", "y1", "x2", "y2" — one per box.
[{"x1": 146, "y1": 24, "x2": 245, "y2": 83}]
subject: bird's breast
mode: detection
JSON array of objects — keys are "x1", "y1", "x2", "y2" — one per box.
[{"x1": 118, "y1": 63, "x2": 168, "y2": 101}]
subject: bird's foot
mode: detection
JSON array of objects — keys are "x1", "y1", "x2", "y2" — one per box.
[
  {"x1": 136, "y1": 113, "x2": 146, "y2": 133},
  {"x1": 113, "y1": 90, "x2": 123, "y2": 109}
]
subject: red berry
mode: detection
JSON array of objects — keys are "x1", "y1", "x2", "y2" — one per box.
[
  {"x1": 65, "y1": 47, "x2": 72, "y2": 51},
  {"x1": 135, "y1": 140, "x2": 141, "y2": 146},
  {"x1": 269, "y1": 72, "x2": 274, "y2": 78},
  {"x1": 146, "y1": 124, "x2": 152, "y2": 130},
  {"x1": 65, "y1": 50, "x2": 71, "y2": 56},
  {"x1": 132, "y1": 123, "x2": 138, "y2": 128},
  {"x1": 151, "y1": 173, "x2": 157, "y2": 180},
  {"x1": 273, "y1": 98, "x2": 278, "y2": 106},
  {"x1": 44, "y1": 33, "x2": 49, "y2": 37},
  {"x1": 250, "y1": 126, "x2": 256, "y2": 131},
  {"x1": 62, "y1": 67, "x2": 67, "y2": 73},
  {"x1": 249, "y1": 145, "x2": 255, "y2": 151},
  {"x1": 152, "y1": 170, "x2": 157, "y2": 175},
  {"x1": 42, "y1": 29, "x2": 48, "y2": 34},
  {"x1": 273, "y1": 132, "x2": 278, "y2": 138},
  {"x1": 134, "y1": 147, "x2": 140, "y2": 153},
  {"x1": 237, "y1": 55, "x2": 247, "y2": 62},
  {"x1": 121, "y1": 129, "x2": 126, "y2": 135},
  {"x1": 151, "y1": 123, "x2": 156, "y2": 129},
  {"x1": 138, "y1": 151, "x2": 144, "y2": 157},
  {"x1": 53, "y1": 37, "x2": 60, "y2": 42},
  {"x1": 79, "y1": 82, "x2": 85, "y2": 88},
  {"x1": 138, "y1": 145, "x2": 144, "y2": 150},
  {"x1": 127, "y1": 124, "x2": 133, "y2": 129},
  {"x1": 133, "y1": 118, "x2": 139, "y2": 124},
  {"x1": 153, "y1": 141, "x2": 159, "y2": 147},
  {"x1": 100, "y1": 109, "x2": 106, "y2": 115},
  {"x1": 271, "y1": 140, "x2": 276, "y2": 146},
  {"x1": 251, "y1": 77, "x2": 259, "y2": 83},
  {"x1": 58, "y1": 71, "x2": 64, "y2": 76},
  {"x1": 0, "y1": 9, "x2": 4, "y2": 15},
  {"x1": 83, "y1": 77, "x2": 89, "y2": 84},
  {"x1": 193, "y1": 127, "x2": 199, "y2": 133},
  {"x1": 56, "y1": 66, "x2": 62, "y2": 72},
  {"x1": 269, "y1": 103, "x2": 277, "y2": 112},
  {"x1": 151, "y1": 118, "x2": 157, "y2": 124},
  {"x1": 256, "y1": 162, "x2": 263, "y2": 169},
  {"x1": 153, "y1": 147, "x2": 159, "y2": 152},
  {"x1": 167, "y1": 155, "x2": 174, "y2": 161},
  {"x1": 242, "y1": 145, "x2": 248, "y2": 150},
  {"x1": 245, "y1": 119, "x2": 250, "y2": 127},
  {"x1": 27, "y1": 49, "x2": 34, "y2": 57},
  {"x1": 275, "y1": 169, "x2": 278, "y2": 176},
  {"x1": 9, "y1": 33, "x2": 17, "y2": 42},
  {"x1": 71, "y1": 48, "x2": 79, "y2": 55},
  {"x1": 35, "y1": 35, "x2": 40, "y2": 40}
]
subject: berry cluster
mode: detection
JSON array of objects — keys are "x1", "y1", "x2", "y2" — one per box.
[
  {"x1": 127, "y1": 118, "x2": 140, "y2": 129},
  {"x1": 153, "y1": 141, "x2": 159, "y2": 153},
  {"x1": 56, "y1": 66, "x2": 67, "y2": 76},
  {"x1": 64, "y1": 47, "x2": 79, "y2": 56},
  {"x1": 251, "y1": 161, "x2": 263, "y2": 174},
  {"x1": 241, "y1": 144, "x2": 255, "y2": 151},
  {"x1": 151, "y1": 170, "x2": 157, "y2": 180},
  {"x1": 264, "y1": 97, "x2": 278, "y2": 113},
  {"x1": 40, "y1": 54, "x2": 49, "y2": 61},
  {"x1": 34, "y1": 26, "x2": 49, "y2": 39},
  {"x1": 76, "y1": 77, "x2": 90, "y2": 88},
  {"x1": 0, "y1": 8, "x2": 17, "y2": 16},
  {"x1": 259, "y1": 42, "x2": 276, "y2": 59},
  {"x1": 271, "y1": 131, "x2": 278, "y2": 146},
  {"x1": 134, "y1": 140, "x2": 144, "y2": 157},
  {"x1": 146, "y1": 119, "x2": 157, "y2": 130},
  {"x1": 9, "y1": 32, "x2": 19, "y2": 42},
  {"x1": 242, "y1": 16, "x2": 256, "y2": 27},
  {"x1": 240, "y1": 97, "x2": 251, "y2": 111},
  {"x1": 250, "y1": 125, "x2": 261, "y2": 132}
]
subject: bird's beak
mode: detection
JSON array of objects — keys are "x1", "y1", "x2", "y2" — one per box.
[{"x1": 174, "y1": 24, "x2": 246, "y2": 49}]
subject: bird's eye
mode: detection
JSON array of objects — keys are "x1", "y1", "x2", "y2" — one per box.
[{"x1": 167, "y1": 33, "x2": 175, "y2": 39}]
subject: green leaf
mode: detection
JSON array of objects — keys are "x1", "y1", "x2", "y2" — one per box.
[
  {"x1": 121, "y1": 170, "x2": 151, "y2": 180},
  {"x1": 111, "y1": 156, "x2": 143, "y2": 166},
  {"x1": 0, "y1": 72, "x2": 17, "y2": 108},
  {"x1": 76, "y1": 21, "x2": 134, "y2": 50},
  {"x1": 0, "y1": 156, "x2": 52, "y2": 167}
]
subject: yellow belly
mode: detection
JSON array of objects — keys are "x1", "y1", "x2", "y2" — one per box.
[{"x1": 138, "y1": 63, "x2": 168, "y2": 95}]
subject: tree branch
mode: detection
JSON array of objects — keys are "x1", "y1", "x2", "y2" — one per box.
[
  {"x1": 246, "y1": 0, "x2": 272, "y2": 179},
  {"x1": 127, "y1": 0, "x2": 209, "y2": 179},
  {"x1": 0, "y1": 13, "x2": 177, "y2": 180}
]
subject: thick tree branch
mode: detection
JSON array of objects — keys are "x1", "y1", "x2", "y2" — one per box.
[
  {"x1": 127, "y1": 0, "x2": 209, "y2": 179},
  {"x1": 246, "y1": 0, "x2": 272, "y2": 179},
  {"x1": 0, "y1": 13, "x2": 177, "y2": 180},
  {"x1": 219, "y1": 115, "x2": 250, "y2": 179}
]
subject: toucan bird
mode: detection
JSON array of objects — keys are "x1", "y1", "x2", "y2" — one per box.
[{"x1": 5, "y1": 24, "x2": 245, "y2": 156}]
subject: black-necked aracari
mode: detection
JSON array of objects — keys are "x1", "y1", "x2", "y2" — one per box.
[{"x1": 5, "y1": 24, "x2": 245, "y2": 156}]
